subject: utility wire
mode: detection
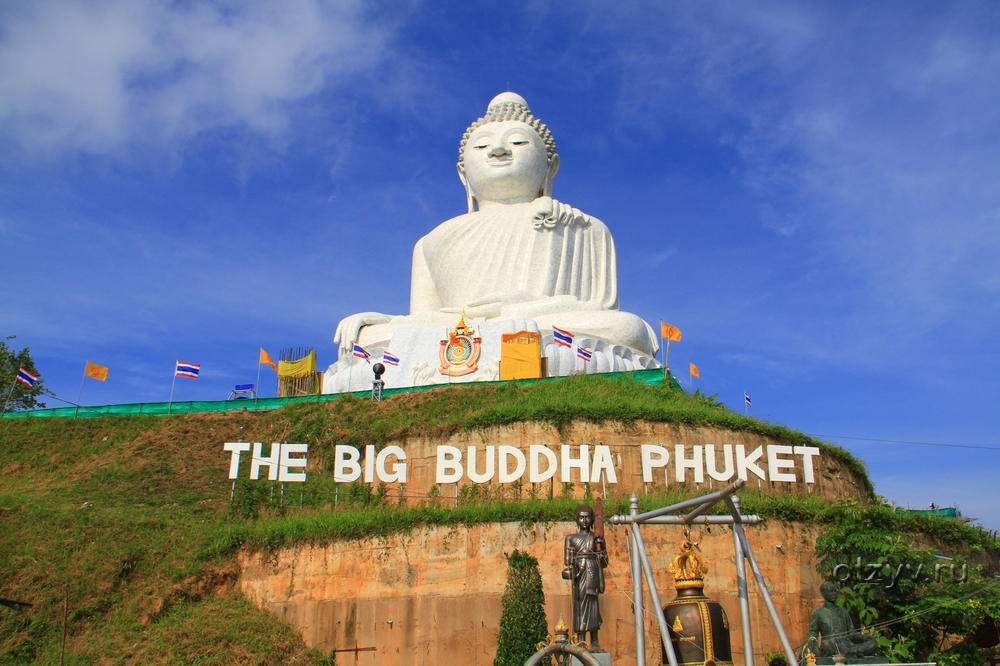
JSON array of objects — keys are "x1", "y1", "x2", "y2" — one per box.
[{"x1": 808, "y1": 434, "x2": 1000, "y2": 452}]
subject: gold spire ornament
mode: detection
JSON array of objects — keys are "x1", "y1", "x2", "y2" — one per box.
[{"x1": 668, "y1": 539, "x2": 710, "y2": 589}]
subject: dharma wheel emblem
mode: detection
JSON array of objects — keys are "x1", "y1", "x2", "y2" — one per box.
[{"x1": 438, "y1": 313, "x2": 482, "y2": 377}]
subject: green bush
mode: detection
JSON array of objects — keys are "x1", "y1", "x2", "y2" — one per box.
[{"x1": 494, "y1": 550, "x2": 549, "y2": 666}]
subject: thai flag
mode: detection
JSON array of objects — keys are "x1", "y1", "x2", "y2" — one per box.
[
  {"x1": 552, "y1": 326, "x2": 574, "y2": 348},
  {"x1": 382, "y1": 351, "x2": 400, "y2": 366},
  {"x1": 576, "y1": 346, "x2": 593, "y2": 362},
  {"x1": 353, "y1": 343, "x2": 371, "y2": 363},
  {"x1": 744, "y1": 392, "x2": 752, "y2": 408},
  {"x1": 175, "y1": 361, "x2": 200, "y2": 379},
  {"x1": 16, "y1": 367, "x2": 39, "y2": 388}
]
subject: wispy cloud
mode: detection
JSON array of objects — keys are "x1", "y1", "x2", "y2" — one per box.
[{"x1": 0, "y1": 0, "x2": 390, "y2": 159}]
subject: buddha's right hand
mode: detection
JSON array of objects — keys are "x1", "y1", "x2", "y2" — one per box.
[
  {"x1": 334, "y1": 312, "x2": 392, "y2": 356},
  {"x1": 440, "y1": 291, "x2": 538, "y2": 319}
]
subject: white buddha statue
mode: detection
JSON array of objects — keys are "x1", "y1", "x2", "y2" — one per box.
[{"x1": 333, "y1": 92, "x2": 658, "y2": 364}]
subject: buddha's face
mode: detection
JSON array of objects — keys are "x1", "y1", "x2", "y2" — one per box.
[{"x1": 461, "y1": 120, "x2": 550, "y2": 204}]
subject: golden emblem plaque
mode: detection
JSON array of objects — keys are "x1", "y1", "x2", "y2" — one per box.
[{"x1": 438, "y1": 313, "x2": 482, "y2": 377}]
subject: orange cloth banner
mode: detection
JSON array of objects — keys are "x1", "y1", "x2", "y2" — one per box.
[
  {"x1": 661, "y1": 322, "x2": 682, "y2": 342},
  {"x1": 259, "y1": 348, "x2": 278, "y2": 372},
  {"x1": 85, "y1": 361, "x2": 109, "y2": 381},
  {"x1": 689, "y1": 362, "x2": 700, "y2": 379}
]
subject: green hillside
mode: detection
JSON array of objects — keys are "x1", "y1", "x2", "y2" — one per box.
[{"x1": 1, "y1": 374, "x2": 997, "y2": 664}]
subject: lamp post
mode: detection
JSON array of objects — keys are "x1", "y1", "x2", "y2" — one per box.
[{"x1": 371, "y1": 363, "x2": 385, "y2": 402}]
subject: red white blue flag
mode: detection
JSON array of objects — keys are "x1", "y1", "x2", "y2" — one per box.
[
  {"x1": 552, "y1": 326, "x2": 574, "y2": 348},
  {"x1": 175, "y1": 361, "x2": 200, "y2": 379},
  {"x1": 353, "y1": 343, "x2": 371, "y2": 363},
  {"x1": 16, "y1": 367, "x2": 39, "y2": 387},
  {"x1": 382, "y1": 351, "x2": 399, "y2": 366},
  {"x1": 744, "y1": 392, "x2": 752, "y2": 408},
  {"x1": 576, "y1": 346, "x2": 593, "y2": 362}
]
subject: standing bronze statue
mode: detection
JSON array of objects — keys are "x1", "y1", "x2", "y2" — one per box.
[
  {"x1": 806, "y1": 581, "x2": 879, "y2": 658},
  {"x1": 563, "y1": 503, "x2": 609, "y2": 651}
]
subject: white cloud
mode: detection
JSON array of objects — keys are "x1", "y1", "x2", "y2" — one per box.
[{"x1": 0, "y1": 0, "x2": 389, "y2": 157}]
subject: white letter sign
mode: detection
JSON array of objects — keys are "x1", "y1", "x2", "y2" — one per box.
[{"x1": 224, "y1": 442, "x2": 251, "y2": 479}]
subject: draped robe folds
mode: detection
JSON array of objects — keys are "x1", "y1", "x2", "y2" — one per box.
[
  {"x1": 340, "y1": 197, "x2": 658, "y2": 359},
  {"x1": 564, "y1": 530, "x2": 608, "y2": 634},
  {"x1": 410, "y1": 200, "x2": 619, "y2": 314}
]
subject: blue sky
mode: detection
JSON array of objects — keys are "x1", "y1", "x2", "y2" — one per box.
[{"x1": 2, "y1": 1, "x2": 998, "y2": 528}]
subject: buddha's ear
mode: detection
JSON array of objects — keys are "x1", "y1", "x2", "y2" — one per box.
[
  {"x1": 542, "y1": 154, "x2": 561, "y2": 198},
  {"x1": 457, "y1": 162, "x2": 477, "y2": 213}
]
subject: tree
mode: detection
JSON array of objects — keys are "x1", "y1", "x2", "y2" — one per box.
[
  {"x1": 815, "y1": 500, "x2": 1000, "y2": 666},
  {"x1": 494, "y1": 550, "x2": 549, "y2": 666},
  {"x1": 1, "y1": 336, "x2": 48, "y2": 411}
]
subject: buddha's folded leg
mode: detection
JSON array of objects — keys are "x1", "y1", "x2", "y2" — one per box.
[{"x1": 533, "y1": 310, "x2": 659, "y2": 357}]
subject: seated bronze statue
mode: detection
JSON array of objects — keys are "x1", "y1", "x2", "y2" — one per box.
[{"x1": 807, "y1": 581, "x2": 879, "y2": 658}]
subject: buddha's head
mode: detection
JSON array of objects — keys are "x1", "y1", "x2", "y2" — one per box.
[
  {"x1": 458, "y1": 92, "x2": 560, "y2": 211},
  {"x1": 575, "y1": 505, "x2": 594, "y2": 531}
]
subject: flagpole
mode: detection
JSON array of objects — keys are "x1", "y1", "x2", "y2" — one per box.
[
  {"x1": 75, "y1": 363, "x2": 88, "y2": 419},
  {"x1": 1, "y1": 375, "x2": 19, "y2": 415},
  {"x1": 660, "y1": 333, "x2": 666, "y2": 382},
  {"x1": 168, "y1": 369, "x2": 177, "y2": 415},
  {"x1": 255, "y1": 359, "x2": 262, "y2": 410}
]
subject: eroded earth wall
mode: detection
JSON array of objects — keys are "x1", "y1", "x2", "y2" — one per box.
[{"x1": 240, "y1": 520, "x2": 825, "y2": 665}]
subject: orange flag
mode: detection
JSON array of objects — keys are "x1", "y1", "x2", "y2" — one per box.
[
  {"x1": 660, "y1": 322, "x2": 682, "y2": 342},
  {"x1": 689, "y1": 362, "x2": 700, "y2": 379},
  {"x1": 84, "y1": 360, "x2": 109, "y2": 381},
  {"x1": 259, "y1": 348, "x2": 278, "y2": 372}
]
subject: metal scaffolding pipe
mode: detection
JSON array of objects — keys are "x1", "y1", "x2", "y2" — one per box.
[
  {"x1": 629, "y1": 495, "x2": 646, "y2": 666},
  {"x1": 730, "y1": 496, "x2": 755, "y2": 666},
  {"x1": 631, "y1": 514, "x2": 763, "y2": 525},
  {"x1": 631, "y1": 523, "x2": 679, "y2": 666},
  {"x1": 735, "y1": 524, "x2": 799, "y2": 666},
  {"x1": 610, "y1": 479, "x2": 746, "y2": 525}
]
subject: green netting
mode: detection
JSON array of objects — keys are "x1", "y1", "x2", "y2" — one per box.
[
  {"x1": 895, "y1": 507, "x2": 959, "y2": 519},
  {"x1": 2, "y1": 368, "x2": 676, "y2": 419}
]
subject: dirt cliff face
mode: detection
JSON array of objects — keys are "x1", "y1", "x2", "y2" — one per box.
[
  {"x1": 240, "y1": 519, "x2": 825, "y2": 665},
  {"x1": 333, "y1": 421, "x2": 869, "y2": 504}
]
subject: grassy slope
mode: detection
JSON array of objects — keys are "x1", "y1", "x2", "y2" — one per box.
[{"x1": 1, "y1": 374, "x2": 992, "y2": 664}]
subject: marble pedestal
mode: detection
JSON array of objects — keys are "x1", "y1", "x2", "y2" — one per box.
[{"x1": 322, "y1": 318, "x2": 660, "y2": 394}]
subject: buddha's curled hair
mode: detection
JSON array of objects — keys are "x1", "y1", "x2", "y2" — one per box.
[{"x1": 458, "y1": 101, "x2": 558, "y2": 166}]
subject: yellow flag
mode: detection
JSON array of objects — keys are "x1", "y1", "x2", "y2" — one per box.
[
  {"x1": 278, "y1": 351, "x2": 316, "y2": 378},
  {"x1": 84, "y1": 360, "x2": 109, "y2": 381},
  {"x1": 661, "y1": 322, "x2": 682, "y2": 342},
  {"x1": 259, "y1": 348, "x2": 278, "y2": 372},
  {"x1": 689, "y1": 362, "x2": 700, "y2": 379}
]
